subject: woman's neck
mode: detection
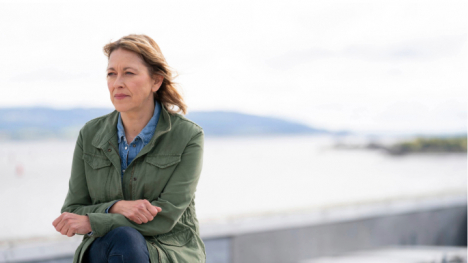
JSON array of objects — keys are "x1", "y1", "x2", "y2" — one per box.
[{"x1": 120, "y1": 100, "x2": 155, "y2": 143}]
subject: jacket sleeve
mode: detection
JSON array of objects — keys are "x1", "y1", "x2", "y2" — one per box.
[
  {"x1": 60, "y1": 129, "x2": 121, "y2": 216},
  {"x1": 86, "y1": 200, "x2": 122, "y2": 236},
  {"x1": 85, "y1": 130, "x2": 204, "y2": 237}
]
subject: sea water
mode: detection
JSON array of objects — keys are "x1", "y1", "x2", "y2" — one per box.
[{"x1": 0, "y1": 135, "x2": 465, "y2": 241}]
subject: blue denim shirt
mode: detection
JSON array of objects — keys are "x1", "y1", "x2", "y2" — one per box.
[{"x1": 87, "y1": 100, "x2": 161, "y2": 236}]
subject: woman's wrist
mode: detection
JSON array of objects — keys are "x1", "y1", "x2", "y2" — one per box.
[
  {"x1": 84, "y1": 215, "x2": 92, "y2": 234},
  {"x1": 109, "y1": 200, "x2": 122, "y2": 214}
]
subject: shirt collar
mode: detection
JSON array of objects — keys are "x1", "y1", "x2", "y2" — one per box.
[{"x1": 117, "y1": 100, "x2": 162, "y2": 146}]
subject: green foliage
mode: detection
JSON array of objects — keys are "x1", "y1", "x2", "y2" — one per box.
[{"x1": 389, "y1": 136, "x2": 467, "y2": 155}]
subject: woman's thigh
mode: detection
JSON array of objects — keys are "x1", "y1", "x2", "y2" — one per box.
[{"x1": 83, "y1": 226, "x2": 150, "y2": 263}]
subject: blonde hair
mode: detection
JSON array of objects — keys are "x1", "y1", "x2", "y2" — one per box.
[{"x1": 103, "y1": 34, "x2": 187, "y2": 115}]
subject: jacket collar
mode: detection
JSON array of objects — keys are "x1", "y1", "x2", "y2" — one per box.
[
  {"x1": 92, "y1": 100, "x2": 172, "y2": 150},
  {"x1": 117, "y1": 100, "x2": 162, "y2": 146}
]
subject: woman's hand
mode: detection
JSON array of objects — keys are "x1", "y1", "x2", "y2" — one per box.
[
  {"x1": 52, "y1": 212, "x2": 92, "y2": 237},
  {"x1": 109, "y1": 199, "x2": 162, "y2": 224}
]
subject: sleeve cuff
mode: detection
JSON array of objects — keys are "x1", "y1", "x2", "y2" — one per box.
[
  {"x1": 86, "y1": 212, "x2": 118, "y2": 237},
  {"x1": 105, "y1": 200, "x2": 121, "y2": 213}
]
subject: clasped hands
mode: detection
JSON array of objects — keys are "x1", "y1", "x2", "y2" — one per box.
[{"x1": 52, "y1": 200, "x2": 162, "y2": 237}]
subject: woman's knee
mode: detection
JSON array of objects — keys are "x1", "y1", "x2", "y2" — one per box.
[
  {"x1": 84, "y1": 227, "x2": 149, "y2": 263},
  {"x1": 109, "y1": 226, "x2": 145, "y2": 244}
]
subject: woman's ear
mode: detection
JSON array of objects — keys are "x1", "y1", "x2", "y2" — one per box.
[{"x1": 152, "y1": 75, "x2": 164, "y2": 92}]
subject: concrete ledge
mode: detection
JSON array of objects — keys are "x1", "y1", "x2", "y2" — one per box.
[
  {"x1": 0, "y1": 236, "x2": 81, "y2": 262},
  {"x1": 200, "y1": 193, "x2": 467, "y2": 239},
  {"x1": 299, "y1": 245, "x2": 467, "y2": 263},
  {"x1": 1, "y1": 193, "x2": 466, "y2": 263}
]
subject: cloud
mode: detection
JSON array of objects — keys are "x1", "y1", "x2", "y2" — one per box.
[
  {"x1": 265, "y1": 48, "x2": 334, "y2": 69},
  {"x1": 266, "y1": 34, "x2": 467, "y2": 69},
  {"x1": 9, "y1": 67, "x2": 91, "y2": 82}
]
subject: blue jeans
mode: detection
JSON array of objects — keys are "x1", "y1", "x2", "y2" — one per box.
[{"x1": 83, "y1": 226, "x2": 150, "y2": 263}]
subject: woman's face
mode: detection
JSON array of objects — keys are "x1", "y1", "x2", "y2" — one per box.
[{"x1": 107, "y1": 48, "x2": 163, "y2": 113}]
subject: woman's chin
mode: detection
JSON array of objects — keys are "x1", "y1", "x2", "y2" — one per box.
[{"x1": 113, "y1": 103, "x2": 130, "y2": 113}]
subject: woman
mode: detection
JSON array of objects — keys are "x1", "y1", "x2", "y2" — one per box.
[{"x1": 52, "y1": 34, "x2": 206, "y2": 263}]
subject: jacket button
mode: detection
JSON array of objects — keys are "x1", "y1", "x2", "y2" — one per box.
[
  {"x1": 134, "y1": 177, "x2": 137, "y2": 181},
  {"x1": 108, "y1": 149, "x2": 112, "y2": 152}
]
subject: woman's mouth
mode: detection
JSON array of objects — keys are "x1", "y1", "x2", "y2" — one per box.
[{"x1": 115, "y1": 94, "x2": 129, "y2": 100}]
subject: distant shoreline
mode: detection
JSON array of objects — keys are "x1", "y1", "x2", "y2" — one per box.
[
  {"x1": 334, "y1": 136, "x2": 467, "y2": 155},
  {"x1": 0, "y1": 107, "x2": 464, "y2": 141}
]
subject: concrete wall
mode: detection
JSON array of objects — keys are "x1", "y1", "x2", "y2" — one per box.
[
  {"x1": 202, "y1": 195, "x2": 467, "y2": 263},
  {"x1": 1, "y1": 195, "x2": 465, "y2": 263},
  {"x1": 225, "y1": 205, "x2": 466, "y2": 263}
]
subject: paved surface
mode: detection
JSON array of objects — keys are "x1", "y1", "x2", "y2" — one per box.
[{"x1": 299, "y1": 246, "x2": 467, "y2": 263}]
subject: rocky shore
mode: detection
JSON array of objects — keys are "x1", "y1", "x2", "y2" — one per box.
[{"x1": 334, "y1": 136, "x2": 467, "y2": 155}]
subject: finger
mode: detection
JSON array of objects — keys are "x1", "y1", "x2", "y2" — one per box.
[
  {"x1": 139, "y1": 214, "x2": 149, "y2": 224},
  {"x1": 52, "y1": 214, "x2": 64, "y2": 227},
  {"x1": 60, "y1": 224, "x2": 70, "y2": 236},
  {"x1": 55, "y1": 218, "x2": 65, "y2": 232},
  {"x1": 66, "y1": 226, "x2": 75, "y2": 237},
  {"x1": 140, "y1": 208, "x2": 154, "y2": 222},
  {"x1": 56, "y1": 215, "x2": 69, "y2": 232},
  {"x1": 152, "y1": 206, "x2": 162, "y2": 216},
  {"x1": 131, "y1": 215, "x2": 142, "y2": 225},
  {"x1": 52, "y1": 216, "x2": 59, "y2": 227},
  {"x1": 135, "y1": 208, "x2": 149, "y2": 223},
  {"x1": 56, "y1": 213, "x2": 74, "y2": 232},
  {"x1": 136, "y1": 203, "x2": 151, "y2": 223},
  {"x1": 133, "y1": 207, "x2": 147, "y2": 224},
  {"x1": 140, "y1": 210, "x2": 151, "y2": 223},
  {"x1": 145, "y1": 203, "x2": 158, "y2": 217}
]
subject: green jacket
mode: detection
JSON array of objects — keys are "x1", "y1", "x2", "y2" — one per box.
[{"x1": 60, "y1": 102, "x2": 206, "y2": 263}]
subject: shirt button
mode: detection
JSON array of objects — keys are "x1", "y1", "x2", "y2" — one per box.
[
  {"x1": 133, "y1": 144, "x2": 136, "y2": 147},
  {"x1": 123, "y1": 169, "x2": 126, "y2": 173},
  {"x1": 107, "y1": 149, "x2": 111, "y2": 152},
  {"x1": 125, "y1": 146, "x2": 127, "y2": 150}
]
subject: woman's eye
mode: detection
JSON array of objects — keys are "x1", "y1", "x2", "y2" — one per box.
[{"x1": 106, "y1": 72, "x2": 133, "y2": 76}]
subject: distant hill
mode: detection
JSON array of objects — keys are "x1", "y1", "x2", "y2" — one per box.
[
  {"x1": 0, "y1": 107, "x2": 338, "y2": 140},
  {"x1": 185, "y1": 111, "x2": 330, "y2": 136}
]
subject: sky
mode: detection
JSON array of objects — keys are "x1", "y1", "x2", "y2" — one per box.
[{"x1": 0, "y1": 0, "x2": 466, "y2": 135}]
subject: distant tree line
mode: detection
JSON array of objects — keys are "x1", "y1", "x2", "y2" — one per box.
[
  {"x1": 334, "y1": 135, "x2": 467, "y2": 155},
  {"x1": 386, "y1": 136, "x2": 467, "y2": 155}
]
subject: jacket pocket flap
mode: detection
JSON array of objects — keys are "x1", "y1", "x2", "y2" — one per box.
[
  {"x1": 82, "y1": 153, "x2": 112, "y2": 169},
  {"x1": 145, "y1": 154, "x2": 181, "y2": 168},
  {"x1": 157, "y1": 228, "x2": 193, "y2": 247}
]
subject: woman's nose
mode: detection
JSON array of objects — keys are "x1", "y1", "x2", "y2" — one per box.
[{"x1": 113, "y1": 74, "x2": 125, "y2": 88}]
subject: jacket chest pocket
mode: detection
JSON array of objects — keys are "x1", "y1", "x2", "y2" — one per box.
[
  {"x1": 143, "y1": 154, "x2": 181, "y2": 199},
  {"x1": 82, "y1": 153, "x2": 113, "y2": 203}
]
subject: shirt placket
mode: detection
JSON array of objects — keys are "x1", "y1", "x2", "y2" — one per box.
[
  {"x1": 129, "y1": 139, "x2": 136, "y2": 165},
  {"x1": 122, "y1": 137, "x2": 130, "y2": 180}
]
